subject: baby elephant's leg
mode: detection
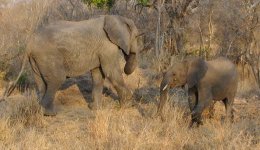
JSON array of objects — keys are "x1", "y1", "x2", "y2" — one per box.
[
  {"x1": 223, "y1": 96, "x2": 235, "y2": 123},
  {"x1": 190, "y1": 89, "x2": 212, "y2": 127}
]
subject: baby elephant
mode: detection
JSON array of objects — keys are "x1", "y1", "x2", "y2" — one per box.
[{"x1": 157, "y1": 57, "x2": 238, "y2": 126}]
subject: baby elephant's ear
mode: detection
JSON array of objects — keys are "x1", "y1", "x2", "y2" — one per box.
[
  {"x1": 103, "y1": 15, "x2": 131, "y2": 55},
  {"x1": 185, "y1": 58, "x2": 208, "y2": 88}
]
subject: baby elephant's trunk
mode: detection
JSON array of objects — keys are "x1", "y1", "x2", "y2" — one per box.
[{"x1": 156, "y1": 75, "x2": 171, "y2": 120}]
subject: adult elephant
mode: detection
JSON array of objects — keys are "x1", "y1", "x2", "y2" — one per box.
[
  {"x1": 157, "y1": 57, "x2": 238, "y2": 127},
  {"x1": 2, "y1": 15, "x2": 143, "y2": 116}
]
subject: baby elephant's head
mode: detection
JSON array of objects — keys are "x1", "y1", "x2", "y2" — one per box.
[
  {"x1": 160, "y1": 58, "x2": 208, "y2": 102},
  {"x1": 161, "y1": 62, "x2": 188, "y2": 90}
]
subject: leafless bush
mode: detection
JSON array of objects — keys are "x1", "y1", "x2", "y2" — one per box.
[{"x1": 0, "y1": 0, "x2": 54, "y2": 78}]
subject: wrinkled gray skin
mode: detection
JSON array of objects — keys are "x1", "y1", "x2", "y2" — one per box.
[
  {"x1": 3, "y1": 15, "x2": 142, "y2": 116},
  {"x1": 157, "y1": 57, "x2": 238, "y2": 127}
]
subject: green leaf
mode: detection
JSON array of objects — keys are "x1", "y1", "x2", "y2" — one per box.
[
  {"x1": 81, "y1": 0, "x2": 115, "y2": 9},
  {"x1": 137, "y1": 0, "x2": 149, "y2": 5}
]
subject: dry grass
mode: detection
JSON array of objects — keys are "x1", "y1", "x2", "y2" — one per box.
[{"x1": 0, "y1": 89, "x2": 259, "y2": 149}]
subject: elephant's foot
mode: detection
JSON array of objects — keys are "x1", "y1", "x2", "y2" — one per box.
[
  {"x1": 43, "y1": 107, "x2": 57, "y2": 116},
  {"x1": 189, "y1": 118, "x2": 203, "y2": 128},
  {"x1": 88, "y1": 102, "x2": 102, "y2": 110},
  {"x1": 189, "y1": 112, "x2": 203, "y2": 128}
]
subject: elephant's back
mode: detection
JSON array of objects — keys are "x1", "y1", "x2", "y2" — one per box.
[
  {"x1": 35, "y1": 17, "x2": 105, "y2": 41},
  {"x1": 207, "y1": 57, "x2": 238, "y2": 85},
  {"x1": 28, "y1": 17, "x2": 106, "y2": 55},
  {"x1": 27, "y1": 17, "x2": 106, "y2": 77},
  {"x1": 208, "y1": 57, "x2": 237, "y2": 76},
  {"x1": 205, "y1": 57, "x2": 238, "y2": 100}
]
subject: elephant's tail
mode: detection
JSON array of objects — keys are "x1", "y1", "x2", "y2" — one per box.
[{"x1": 1, "y1": 55, "x2": 28, "y2": 101}]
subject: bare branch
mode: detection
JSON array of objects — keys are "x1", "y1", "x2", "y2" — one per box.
[
  {"x1": 187, "y1": 7, "x2": 198, "y2": 15},
  {"x1": 186, "y1": 0, "x2": 200, "y2": 15},
  {"x1": 174, "y1": 0, "x2": 201, "y2": 17},
  {"x1": 68, "y1": 0, "x2": 76, "y2": 8},
  {"x1": 134, "y1": 0, "x2": 157, "y2": 13},
  {"x1": 250, "y1": 0, "x2": 260, "y2": 10},
  {"x1": 182, "y1": 0, "x2": 194, "y2": 14}
]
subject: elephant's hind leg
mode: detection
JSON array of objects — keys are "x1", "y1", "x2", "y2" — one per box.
[
  {"x1": 36, "y1": 61, "x2": 66, "y2": 116},
  {"x1": 89, "y1": 67, "x2": 104, "y2": 110},
  {"x1": 33, "y1": 73, "x2": 46, "y2": 102},
  {"x1": 41, "y1": 79, "x2": 64, "y2": 116},
  {"x1": 29, "y1": 57, "x2": 46, "y2": 100}
]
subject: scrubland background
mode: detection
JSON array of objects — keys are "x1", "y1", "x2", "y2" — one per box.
[{"x1": 0, "y1": 0, "x2": 259, "y2": 149}]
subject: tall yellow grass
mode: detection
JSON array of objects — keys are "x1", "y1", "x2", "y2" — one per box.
[{"x1": 0, "y1": 91, "x2": 259, "y2": 149}]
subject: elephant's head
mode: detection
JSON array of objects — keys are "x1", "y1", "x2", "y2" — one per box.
[
  {"x1": 161, "y1": 58, "x2": 208, "y2": 90},
  {"x1": 158, "y1": 58, "x2": 208, "y2": 116},
  {"x1": 103, "y1": 15, "x2": 143, "y2": 75}
]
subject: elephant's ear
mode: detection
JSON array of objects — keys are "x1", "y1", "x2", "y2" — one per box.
[
  {"x1": 121, "y1": 16, "x2": 139, "y2": 54},
  {"x1": 185, "y1": 58, "x2": 208, "y2": 88},
  {"x1": 104, "y1": 15, "x2": 137, "y2": 55}
]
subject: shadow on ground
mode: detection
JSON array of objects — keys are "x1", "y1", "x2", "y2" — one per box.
[{"x1": 59, "y1": 73, "x2": 119, "y2": 105}]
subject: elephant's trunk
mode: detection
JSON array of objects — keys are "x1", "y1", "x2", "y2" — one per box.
[
  {"x1": 157, "y1": 75, "x2": 171, "y2": 119},
  {"x1": 124, "y1": 53, "x2": 137, "y2": 75}
]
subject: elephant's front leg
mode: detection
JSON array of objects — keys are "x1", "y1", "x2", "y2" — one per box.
[
  {"x1": 89, "y1": 67, "x2": 104, "y2": 110},
  {"x1": 100, "y1": 51, "x2": 133, "y2": 108},
  {"x1": 188, "y1": 87, "x2": 197, "y2": 112},
  {"x1": 115, "y1": 85, "x2": 132, "y2": 108},
  {"x1": 190, "y1": 88, "x2": 212, "y2": 127},
  {"x1": 108, "y1": 72, "x2": 132, "y2": 108}
]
